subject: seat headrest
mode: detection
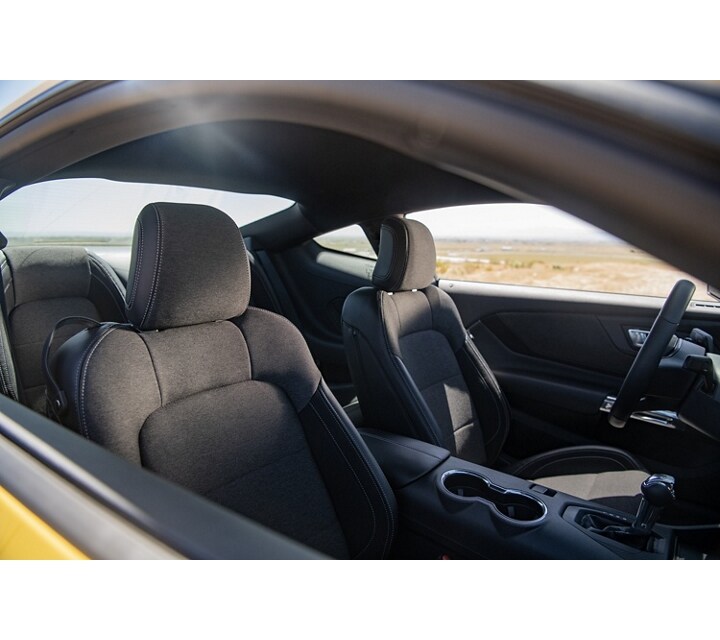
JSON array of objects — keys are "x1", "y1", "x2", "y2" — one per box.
[
  {"x1": 126, "y1": 202, "x2": 250, "y2": 330},
  {"x1": 3, "y1": 246, "x2": 91, "y2": 307},
  {"x1": 372, "y1": 217, "x2": 436, "y2": 292}
]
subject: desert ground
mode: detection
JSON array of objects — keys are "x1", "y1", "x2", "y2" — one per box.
[{"x1": 318, "y1": 238, "x2": 713, "y2": 301}]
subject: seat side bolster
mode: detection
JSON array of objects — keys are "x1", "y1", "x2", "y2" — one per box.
[
  {"x1": 234, "y1": 305, "x2": 397, "y2": 558},
  {"x1": 52, "y1": 325, "x2": 160, "y2": 465},
  {"x1": 456, "y1": 336, "x2": 511, "y2": 465},
  {"x1": 300, "y1": 381, "x2": 397, "y2": 559},
  {"x1": 0, "y1": 250, "x2": 15, "y2": 312},
  {"x1": 425, "y1": 285, "x2": 511, "y2": 464},
  {"x1": 0, "y1": 311, "x2": 19, "y2": 401},
  {"x1": 0, "y1": 250, "x2": 20, "y2": 401},
  {"x1": 342, "y1": 287, "x2": 445, "y2": 446},
  {"x1": 231, "y1": 307, "x2": 321, "y2": 411}
]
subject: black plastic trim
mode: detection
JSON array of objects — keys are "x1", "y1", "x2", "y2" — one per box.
[
  {"x1": 0, "y1": 433, "x2": 180, "y2": 559},
  {"x1": 360, "y1": 428, "x2": 450, "y2": 489}
]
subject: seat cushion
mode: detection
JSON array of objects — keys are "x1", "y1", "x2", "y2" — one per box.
[
  {"x1": 505, "y1": 444, "x2": 646, "y2": 478},
  {"x1": 534, "y1": 470, "x2": 647, "y2": 513},
  {"x1": 506, "y1": 444, "x2": 647, "y2": 512}
]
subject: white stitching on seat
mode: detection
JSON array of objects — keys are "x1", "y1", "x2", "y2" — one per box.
[
  {"x1": 140, "y1": 206, "x2": 164, "y2": 329},
  {"x1": 309, "y1": 397, "x2": 378, "y2": 559},
  {"x1": 461, "y1": 341, "x2": 508, "y2": 449},
  {"x1": 89, "y1": 253, "x2": 124, "y2": 292},
  {"x1": 318, "y1": 384, "x2": 396, "y2": 557},
  {"x1": 127, "y1": 218, "x2": 144, "y2": 309},
  {"x1": 77, "y1": 326, "x2": 119, "y2": 439},
  {"x1": 240, "y1": 238, "x2": 251, "y2": 309},
  {"x1": 0, "y1": 325, "x2": 13, "y2": 397},
  {"x1": 379, "y1": 291, "x2": 444, "y2": 447}
]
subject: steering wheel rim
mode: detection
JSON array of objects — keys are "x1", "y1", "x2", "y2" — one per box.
[{"x1": 609, "y1": 279, "x2": 696, "y2": 428}]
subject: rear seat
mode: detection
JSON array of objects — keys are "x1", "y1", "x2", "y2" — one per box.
[{"x1": 0, "y1": 244, "x2": 127, "y2": 412}]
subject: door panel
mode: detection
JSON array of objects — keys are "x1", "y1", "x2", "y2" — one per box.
[
  {"x1": 442, "y1": 280, "x2": 720, "y2": 483},
  {"x1": 265, "y1": 241, "x2": 720, "y2": 507}
]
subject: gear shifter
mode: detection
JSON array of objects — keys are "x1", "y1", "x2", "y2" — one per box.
[
  {"x1": 575, "y1": 473, "x2": 676, "y2": 554},
  {"x1": 632, "y1": 473, "x2": 676, "y2": 533}
]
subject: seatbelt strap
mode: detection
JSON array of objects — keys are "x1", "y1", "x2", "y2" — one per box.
[
  {"x1": 0, "y1": 242, "x2": 20, "y2": 402},
  {"x1": 42, "y1": 316, "x2": 102, "y2": 419},
  {"x1": 0, "y1": 235, "x2": 9, "y2": 321}
]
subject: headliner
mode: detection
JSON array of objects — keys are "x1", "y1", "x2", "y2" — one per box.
[{"x1": 52, "y1": 120, "x2": 515, "y2": 238}]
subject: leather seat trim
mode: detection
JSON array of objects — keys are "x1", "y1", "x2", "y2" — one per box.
[
  {"x1": 318, "y1": 384, "x2": 396, "y2": 555},
  {"x1": 377, "y1": 291, "x2": 445, "y2": 447},
  {"x1": 459, "y1": 337, "x2": 510, "y2": 456},
  {"x1": 88, "y1": 252, "x2": 127, "y2": 320},
  {"x1": 314, "y1": 383, "x2": 397, "y2": 558}
]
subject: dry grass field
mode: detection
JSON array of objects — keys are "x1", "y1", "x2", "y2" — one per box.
[
  {"x1": 318, "y1": 237, "x2": 713, "y2": 301},
  {"x1": 434, "y1": 240, "x2": 713, "y2": 300}
]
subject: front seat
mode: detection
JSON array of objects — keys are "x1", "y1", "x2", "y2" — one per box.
[
  {"x1": 49, "y1": 203, "x2": 396, "y2": 559},
  {"x1": 342, "y1": 216, "x2": 648, "y2": 512}
]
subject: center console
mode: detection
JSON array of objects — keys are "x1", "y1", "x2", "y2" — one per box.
[{"x1": 361, "y1": 429, "x2": 720, "y2": 559}]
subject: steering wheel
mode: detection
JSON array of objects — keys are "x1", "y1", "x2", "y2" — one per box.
[{"x1": 609, "y1": 279, "x2": 696, "y2": 428}]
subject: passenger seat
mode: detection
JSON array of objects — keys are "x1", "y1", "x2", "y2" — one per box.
[
  {"x1": 47, "y1": 203, "x2": 396, "y2": 558},
  {"x1": 0, "y1": 244, "x2": 126, "y2": 412}
]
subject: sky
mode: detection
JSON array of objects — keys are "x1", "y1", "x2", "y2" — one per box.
[
  {"x1": 0, "y1": 178, "x2": 293, "y2": 238},
  {"x1": 319, "y1": 203, "x2": 620, "y2": 243},
  {"x1": 0, "y1": 80, "x2": 43, "y2": 114},
  {"x1": 0, "y1": 177, "x2": 620, "y2": 243},
  {"x1": 409, "y1": 203, "x2": 617, "y2": 243}
]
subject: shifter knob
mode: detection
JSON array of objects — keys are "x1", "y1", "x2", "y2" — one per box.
[
  {"x1": 633, "y1": 474, "x2": 676, "y2": 532},
  {"x1": 641, "y1": 474, "x2": 676, "y2": 506}
]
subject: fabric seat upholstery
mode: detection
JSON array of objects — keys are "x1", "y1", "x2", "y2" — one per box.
[
  {"x1": 342, "y1": 216, "x2": 647, "y2": 511},
  {"x1": 50, "y1": 203, "x2": 396, "y2": 558},
  {"x1": 0, "y1": 245, "x2": 126, "y2": 411}
]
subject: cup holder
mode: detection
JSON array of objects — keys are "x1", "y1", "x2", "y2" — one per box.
[{"x1": 440, "y1": 470, "x2": 547, "y2": 525}]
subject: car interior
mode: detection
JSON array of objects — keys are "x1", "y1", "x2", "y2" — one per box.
[
  {"x1": 2, "y1": 107, "x2": 720, "y2": 559},
  {"x1": 342, "y1": 215, "x2": 651, "y2": 514}
]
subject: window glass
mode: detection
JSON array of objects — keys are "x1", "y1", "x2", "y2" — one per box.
[
  {"x1": 408, "y1": 203, "x2": 712, "y2": 301},
  {"x1": 0, "y1": 178, "x2": 294, "y2": 245},
  {"x1": 315, "y1": 225, "x2": 376, "y2": 258}
]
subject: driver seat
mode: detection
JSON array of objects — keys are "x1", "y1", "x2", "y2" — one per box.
[{"x1": 342, "y1": 217, "x2": 648, "y2": 513}]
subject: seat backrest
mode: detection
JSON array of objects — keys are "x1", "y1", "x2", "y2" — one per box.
[
  {"x1": 0, "y1": 245, "x2": 126, "y2": 411},
  {"x1": 50, "y1": 203, "x2": 396, "y2": 559},
  {"x1": 342, "y1": 216, "x2": 510, "y2": 467}
]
